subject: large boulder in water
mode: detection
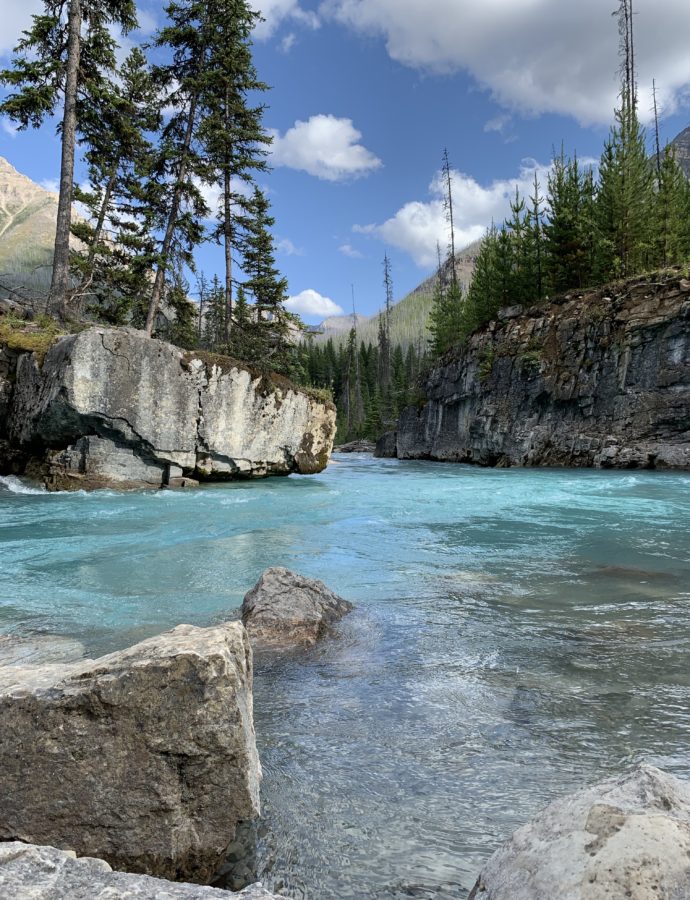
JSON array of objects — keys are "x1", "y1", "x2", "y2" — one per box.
[
  {"x1": 468, "y1": 764, "x2": 690, "y2": 900},
  {"x1": 0, "y1": 842, "x2": 282, "y2": 899},
  {"x1": 0, "y1": 622, "x2": 261, "y2": 883},
  {"x1": 4, "y1": 326, "x2": 336, "y2": 490},
  {"x1": 241, "y1": 567, "x2": 353, "y2": 648}
]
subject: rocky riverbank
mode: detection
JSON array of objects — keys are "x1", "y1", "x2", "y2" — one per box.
[
  {"x1": 393, "y1": 272, "x2": 690, "y2": 469},
  {"x1": 0, "y1": 326, "x2": 336, "y2": 490}
]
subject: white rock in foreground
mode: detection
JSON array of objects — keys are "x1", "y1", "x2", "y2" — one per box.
[
  {"x1": 241, "y1": 567, "x2": 353, "y2": 648},
  {"x1": 0, "y1": 843, "x2": 282, "y2": 899},
  {"x1": 0, "y1": 623, "x2": 261, "y2": 883},
  {"x1": 469, "y1": 764, "x2": 690, "y2": 900}
]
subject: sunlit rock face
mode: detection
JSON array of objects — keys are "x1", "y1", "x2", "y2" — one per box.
[
  {"x1": 1, "y1": 327, "x2": 336, "y2": 490},
  {"x1": 468, "y1": 764, "x2": 690, "y2": 900},
  {"x1": 0, "y1": 842, "x2": 282, "y2": 898},
  {"x1": 397, "y1": 274, "x2": 690, "y2": 469},
  {"x1": 0, "y1": 622, "x2": 261, "y2": 883}
]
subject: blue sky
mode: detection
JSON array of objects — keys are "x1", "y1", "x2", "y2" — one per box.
[{"x1": 2, "y1": 0, "x2": 690, "y2": 323}]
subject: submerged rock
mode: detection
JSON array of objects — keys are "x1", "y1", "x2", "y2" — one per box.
[
  {"x1": 241, "y1": 567, "x2": 353, "y2": 648},
  {"x1": 1, "y1": 327, "x2": 335, "y2": 490},
  {"x1": 396, "y1": 274, "x2": 690, "y2": 469},
  {"x1": 0, "y1": 622, "x2": 261, "y2": 883},
  {"x1": 0, "y1": 842, "x2": 282, "y2": 899},
  {"x1": 468, "y1": 764, "x2": 690, "y2": 899}
]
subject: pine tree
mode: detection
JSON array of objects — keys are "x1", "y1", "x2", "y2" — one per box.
[
  {"x1": 200, "y1": 0, "x2": 272, "y2": 341},
  {"x1": 143, "y1": 0, "x2": 214, "y2": 335},
  {"x1": 241, "y1": 186, "x2": 293, "y2": 369},
  {"x1": 70, "y1": 47, "x2": 160, "y2": 321},
  {"x1": 0, "y1": 0, "x2": 137, "y2": 320},
  {"x1": 377, "y1": 254, "x2": 393, "y2": 420}
]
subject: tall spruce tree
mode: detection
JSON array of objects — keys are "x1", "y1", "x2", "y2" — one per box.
[
  {"x1": 70, "y1": 46, "x2": 160, "y2": 321},
  {"x1": 0, "y1": 0, "x2": 137, "y2": 320},
  {"x1": 200, "y1": 0, "x2": 272, "y2": 342},
  {"x1": 144, "y1": 0, "x2": 215, "y2": 336}
]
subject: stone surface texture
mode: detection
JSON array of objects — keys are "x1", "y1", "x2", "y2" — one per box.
[
  {"x1": 1, "y1": 326, "x2": 335, "y2": 490},
  {"x1": 374, "y1": 430, "x2": 397, "y2": 458},
  {"x1": 0, "y1": 622, "x2": 261, "y2": 883},
  {"x1": 468, "y1": 764, "x2": 690, "y2": 900},
  {"x1": 241, "y1": 567, "x2": 353, "y2": 648},
  {"x1": 0, "y1": 842, "x2": 282, "y2": 899},
  {"x1": 396, "y1": 274, "x2": 690, "y2": 469},
  {"x1": 335, "y1": 439, "x2": 376, "y2": 453}
]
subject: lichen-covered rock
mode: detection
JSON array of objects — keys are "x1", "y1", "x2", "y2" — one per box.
[
  {"x1": 3, "y1": 327, "x2": 335, "y2": 490},
  {"x1": 468, "y1": 765, "x2": 690, "y2": 900},
  {"x1": 0, "y1": 623, "x2": 261, "y2": 883},
  {"x1": 397, "y1": 274, "x2": 690, "y2": 469},
  {"x1": 374, "y1": 431, "x2": 397, "y2": 458},
  {"x1": 241, "y1": 567, "x2": 353, "y2": 648},
  {"x1": 0, "y1": 843, "x2": 283, "y2": 899}
]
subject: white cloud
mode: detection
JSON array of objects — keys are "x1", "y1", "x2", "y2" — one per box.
[
  {"x1": 278, "y1": 237, "x2": 304, "y2": 255},
  {"x1": 39, "y1": 178, "x2": 59, "y2": 194},
  {"x1": 1, "y1": 120, "x2": 18, "y2": 138},
  {"x1": 354, "y1": 160, "x2": 552, "y2": 268},
  {"x1": 322, "y1": 0, "x2": 690, "y2": 126},
  {"x1": 285, "y1": 288, "x2": 344, "y2": 317},
  {"x1": 484, "y1": 114, "x2": 511, "y2": 134},
  {"x1": 251, "y1": 0, "x2": 319, "y2": 40},
  {"x1": 271, "y1": 114, "x2": 382, "y2": 181},
  {"x1": 339, "y1": 243, "x2": 363, "y2": 258},
  {"x1": 281, "y1": 33, "x2": 297, "y2": 52}
]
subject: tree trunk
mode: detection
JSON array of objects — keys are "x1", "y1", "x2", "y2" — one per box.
[
  {"x1": 49, "y1": 0, "x2": 81, "y2": 322},
  {"x1": 223, "y1": 86, "x2": 233, "y2": 344},
  {"x1": 144, "y1": 93, "x2": 198, "y2": 337}
]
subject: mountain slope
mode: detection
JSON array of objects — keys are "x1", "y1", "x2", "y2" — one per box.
[
  {"x1": 314, "y1": 238, "x2": 482, "y2": 350},
  {"x1": 0, "y1": 157, "x2": 59, "y2": 299},
  {"x1": 670, "y1": 125, "x2": 690, "y2": 178}
]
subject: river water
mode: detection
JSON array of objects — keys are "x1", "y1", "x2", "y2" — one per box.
[{"x1": 1, "y1": 455, "x2": 689, "y2": 898}]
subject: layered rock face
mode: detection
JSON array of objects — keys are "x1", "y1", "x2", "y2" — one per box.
[
  {"x1": 0, "y1": 843, "x2": 281, "y2": 899},
  {"x1": 1, "y1": 326, "x2": 335, "y2": 490},
  {"x1": 0, "y1": 622, "x2": 261, "y2": 883},
  {"x1": 241, "y1": 567, "x2": 353, "y2": 649},
  {"x1": 468, "y1": 765, "x2": 690, "y2": 900},
  {"x1": 397, "y1": 275, "x2": 690, "y2": 469}
]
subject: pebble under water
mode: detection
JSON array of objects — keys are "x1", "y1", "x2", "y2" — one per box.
[{"x1": 1, "y1": 455, "x2": 689, "y2": 898}]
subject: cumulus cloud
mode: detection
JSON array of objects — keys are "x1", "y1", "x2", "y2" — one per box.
[
  {"x1": 277, "y1": 237, "x2": 304, "y2": 256},
  {"x1": 251, "y1": 0, "x2": 319, "y2": 40},
  {"x1": 1, "y1": 120, "x2": 18, "y2": 138},
  {"x1": 354, "y1": 160, "x2": 552, "y2": 268},
  {"x1": 271, "y1": 114, "x2": 382, "y2": 181},
  {"x1": 322, "y1": 0, "x2": 690, "y2": 126},
  {"x1": 285, "y1": 289, "x2": 344, "y2": 318},
  {"x1": 339, "y1": 243, "x2": 363, "y2": 258}
]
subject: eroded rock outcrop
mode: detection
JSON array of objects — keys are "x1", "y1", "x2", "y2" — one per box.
[
  {"x1": 1, "y1": 327, "x2": 335, "y2": 490},
  {"x1": 0, "y1": 622, "x2": 261, "y2": 883},
  {"x1": 374, "y1": 430, "x2": 397, "y2": 458},
  {"x1": 241, "y1": 567, "x2": 353, "y2": 649},
  {"x1": 0, "y1": 843, "x2": 282, "y2": 899},
  {"x1": 397, "y1": 274, "x2": 690, "y2": 469},
  {"x1": 468, "y1": 765, "x2": 690, "y2": 900}
]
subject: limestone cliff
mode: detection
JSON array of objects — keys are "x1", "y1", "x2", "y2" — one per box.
[
  {"x1": 0, "y1": 327, "x2": 336, "y2": 490},
  {"x1": 395, "y1": 273, "x2": 690, "y2": 469}
]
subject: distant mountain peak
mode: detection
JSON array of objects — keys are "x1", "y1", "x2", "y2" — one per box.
[{"x1": 670, "y1": 125, "x2": 690, "y2": 177}]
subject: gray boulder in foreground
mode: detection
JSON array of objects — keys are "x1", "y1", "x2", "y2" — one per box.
[
  {"x1": 241, "y1": 567, "x2": 353, "y2": 648},
  {"x1": 0, "y1": 842, "x2": 282, "y2": 899},
  {"x1": 469, "y1": 764, "x2": 690, "y2": 900},
  {"x1": 0, "y1": 623, "x2": 261, "y2": 883}
]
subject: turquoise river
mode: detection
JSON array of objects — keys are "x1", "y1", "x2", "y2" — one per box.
[{"x1": 1, "y1": 454, "x2": 690, "y2": 898}]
